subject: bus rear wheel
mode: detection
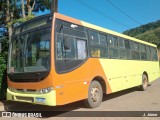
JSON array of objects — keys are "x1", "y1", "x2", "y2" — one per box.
[
  {"x1": 140, "y1": 74, "x2": 148, "y2": 91},
  {"x1": 84, "y1": 81, "x2": 103, "y2": 108}
]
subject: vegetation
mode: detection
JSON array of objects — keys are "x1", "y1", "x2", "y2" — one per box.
[
  {"x1": 0, "y1": 54, "x2": 7, "y2": 99},
  {"x1": 123, "y1": 20, "x2": 160, "y2": 46},
  {"x1": 0, "y1": 37, "x2": 8, "y2": 99},
  {"x1": 123, "y1": 20, "x2": 160, "y2": 37},
  {"x1": 135, "y1": 27, "x2": 160, "y2": 45}
]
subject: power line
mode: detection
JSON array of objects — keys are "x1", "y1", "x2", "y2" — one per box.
[
  {"x1": 105, "y1": 0, "x2": 142, "y2": 25},
  {"x1": 76, "y1": 0, "x2": 130, "y2": 29}
]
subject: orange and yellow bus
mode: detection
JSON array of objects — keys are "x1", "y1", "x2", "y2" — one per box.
[{"x1": 7, "y1": 13, "x2": 160, "y2": 108}]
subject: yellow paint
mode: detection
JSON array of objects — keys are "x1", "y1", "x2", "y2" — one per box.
[
  {"x1": 7, "y1": 89, "x2": 56, "y2": 106},
  {"x1": 99, "y1": 59, "x2": 160, "y2": 92}
]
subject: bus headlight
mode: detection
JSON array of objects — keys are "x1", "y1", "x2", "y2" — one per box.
[
  {"x1": 38, "y1": 87, "x2": 53, "y2": 94},
  {"x1": 8, "y1": 87, "x2": 16, "y2": 92}
]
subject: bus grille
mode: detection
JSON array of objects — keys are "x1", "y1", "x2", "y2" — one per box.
[
  {"x1": 15, "y1": 96, "x2": 34, "y2": 102},
  {"x1": 16, "y1": 89, "x2": 36, "y2": 93}
]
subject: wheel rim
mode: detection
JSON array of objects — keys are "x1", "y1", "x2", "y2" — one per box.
[{"x1": 91, "y1": 87, "x2": 100, "y2": 103}]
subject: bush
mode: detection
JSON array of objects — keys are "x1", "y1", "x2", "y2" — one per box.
[
  {"x1": 0, "y1": 36, "x2": 8, "y2": 100},
  {"x1": 0, "y1": 55, "x2": 7, "y2": 100}
]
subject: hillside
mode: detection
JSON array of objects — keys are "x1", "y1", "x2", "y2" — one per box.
[
  {"x1": 135, "y1": 27, "x2": 160, "y2": 45},
  {"x1": 123, "y1": 20, "x2": 160, "y2": 46}
]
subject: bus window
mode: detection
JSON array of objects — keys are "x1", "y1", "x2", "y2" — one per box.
[
  {"x1": 25, "y1": 28, "x2": 51, "y2": 72},
  {"x1": 77, "y1": 39, "x2": 87, "y2": 60},
  {"x1": 56, "y1": 34, "x2": 87, "y2": 73},
  {"x1": 109, "y1": 48, "x2": 119, "y2": 58},
  {"x1": 99, "y1": 34, "x2": 108, "y2": 58},
  {"x1": 130, "y1": 42, "x2": 139, "y2": 50},
  {"x1": 91, "y1": 47, "x2": 100, "y2": 57},
  {"x1": 118, "y1": 38, "x2": 125, "y2": 49},
  {"x1": 99, "y1": 34, "x2": 108, "y2": 45},
  {"x1": 56, "y1": 35, "x2": 76, "y2": 60},
  {"x1": 100, "y1": 47, "x2": 109, "y2": 58},
  {"x1": 119, "y1": 39, "x2": 131, "y2": 59},
  {"x1": 139, "y1": 44, "x2": 147, "y2": 60},
  {"x1": 64, "y1": 37, "x2": 72, "y2": 51},
  {"x1": 124, "y1": 40, "x2": 130, "y2": 50},
  {"x1": 146, "y1": 46, "x2": 151, "y2": 60},
  {"x1": 130, "y1": 41, "x2": 140, "y2": 60},
  {"x1": 151, "y1": 47, "x2": 158, "y2": 61},
  {"x1": 89, "y1": 33, "x2": 108, "y2": 58},
  {"x1": 108, "y1": 36, "x2": 119, "y2": 58},
  {"x1": 56, "y1": 19, "x2": 87, "y2": 39},
  {"x1": 11, "y1": 36, "x2": 24, "y2": 73},
  {"x1": 88, "y1": 30, "x2": 99, "y2": 44},
  {"x1": 10, "y1": 27, "x2": 51, "y2": 73},
  {"x1": 108, "y1": 36, "x2": 118, "y2": 47}
]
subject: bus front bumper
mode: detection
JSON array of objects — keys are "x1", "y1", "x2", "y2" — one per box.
[{"x1": 7, "y1": 88, "x2": 56, "y2": 106}]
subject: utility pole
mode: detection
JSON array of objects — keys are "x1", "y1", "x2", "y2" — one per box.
[{"x1": 51, "y1": 0, "x2": 58, "y2": 13}]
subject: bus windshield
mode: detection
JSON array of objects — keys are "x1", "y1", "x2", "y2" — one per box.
[{"x1": 9, "y1": 27, "x2": 51, "y2": 73}]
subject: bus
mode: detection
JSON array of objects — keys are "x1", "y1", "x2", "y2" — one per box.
[{"x1": 7, "y1": 13, "x2": 160, "y2": 108}]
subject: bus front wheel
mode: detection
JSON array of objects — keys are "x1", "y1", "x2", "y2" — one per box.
[
  {"x1": 84, "y1": 81, "x2": 103, "y2": 108},
  {"x1": 140, "y1": 74, "x2": 148, "y2": 91}
]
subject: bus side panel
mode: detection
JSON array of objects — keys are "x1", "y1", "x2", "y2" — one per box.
[
  {"x1": 148, "y1": 61, "x2": 160, "y2": 82},
  {"x1": 99, "y1": 59, "x2": 160, "y2": 92},
  {"x1": 54, "y1": 58, "x2": 112, "y2": 105}
]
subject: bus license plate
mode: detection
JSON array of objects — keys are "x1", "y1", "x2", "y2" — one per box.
[{"x1": 36, "y1": 98, "x2": 45, "y2": 103}]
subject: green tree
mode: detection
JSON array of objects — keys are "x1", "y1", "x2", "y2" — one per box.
[{"x1": 123, "y1": 20, "x2": 160, "y2": 46}]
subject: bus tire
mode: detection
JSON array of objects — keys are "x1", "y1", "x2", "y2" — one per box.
[
  {"x1": 140, "y1": 74, "x2": 148, "y2": 91},
  {"x1": 84, "y1": 81, "x2": 103, "y2": 108}
]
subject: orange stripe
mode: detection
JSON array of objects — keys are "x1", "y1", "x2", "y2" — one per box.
[{"x1": 54, "y1": 13, "x2": 83, "y2": 26}]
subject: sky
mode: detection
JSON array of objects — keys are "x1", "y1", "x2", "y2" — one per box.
[
  {"x1": 51, "y1": 0, "x2": 160, "y2": 33},
  {"x1": 35, "y1": 0, "x2": 160, "y2": 33}
]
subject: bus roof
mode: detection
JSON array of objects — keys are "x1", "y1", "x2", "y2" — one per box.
[{"x1": 55, "y1": 13, "x2": 157, "y2": 47}]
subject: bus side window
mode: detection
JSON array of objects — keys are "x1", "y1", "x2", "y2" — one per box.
[
  {"x1": 63, "y1": 36, "x2": 76, "y2": 59},
  {"x1": 146, "y1": 45, "x2": 151, "y2": 60},
  {"x1": 88, "y1": 30, "x2": 99, "y2": 45},
  {"x1": 139, "y1": 44, "x2": 147, "y2": 60},
  {"x1": 151, "y1": 47, "x2": 158, "y2": 61},
  {"x1": 108, "y1": 35, "x2": 119, "y2": 58},
  {"x1": 89, "y1": 30, "x2": 100, "y2": 57},
  {"x1": 56, "y1": 34, "x2": 76, "y2": 60},
  {"x1": 119, "y1": 38, "x2": 131, "y2": 59},
  {"x1": 89, "y1": 32, "x2": 108, "y2": 58},
  {"x1": 77, "y1": 39, "x2": 87, "y2": 60},
  {"x1": 99, "y1": 34, "x2": 108, "y2": 58},
  {"x1": 99, "y1": 34, "x2": 108, "y2": 45},
  {"x1": 130, "y1": 41, "x2": 140, "y2": 60},
  {"x1": 91, "y1": 47, "x2": 100, "y2": 57},
  {"x1": 108, "y1": 36, "x2": 118, "y2": 47}
]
